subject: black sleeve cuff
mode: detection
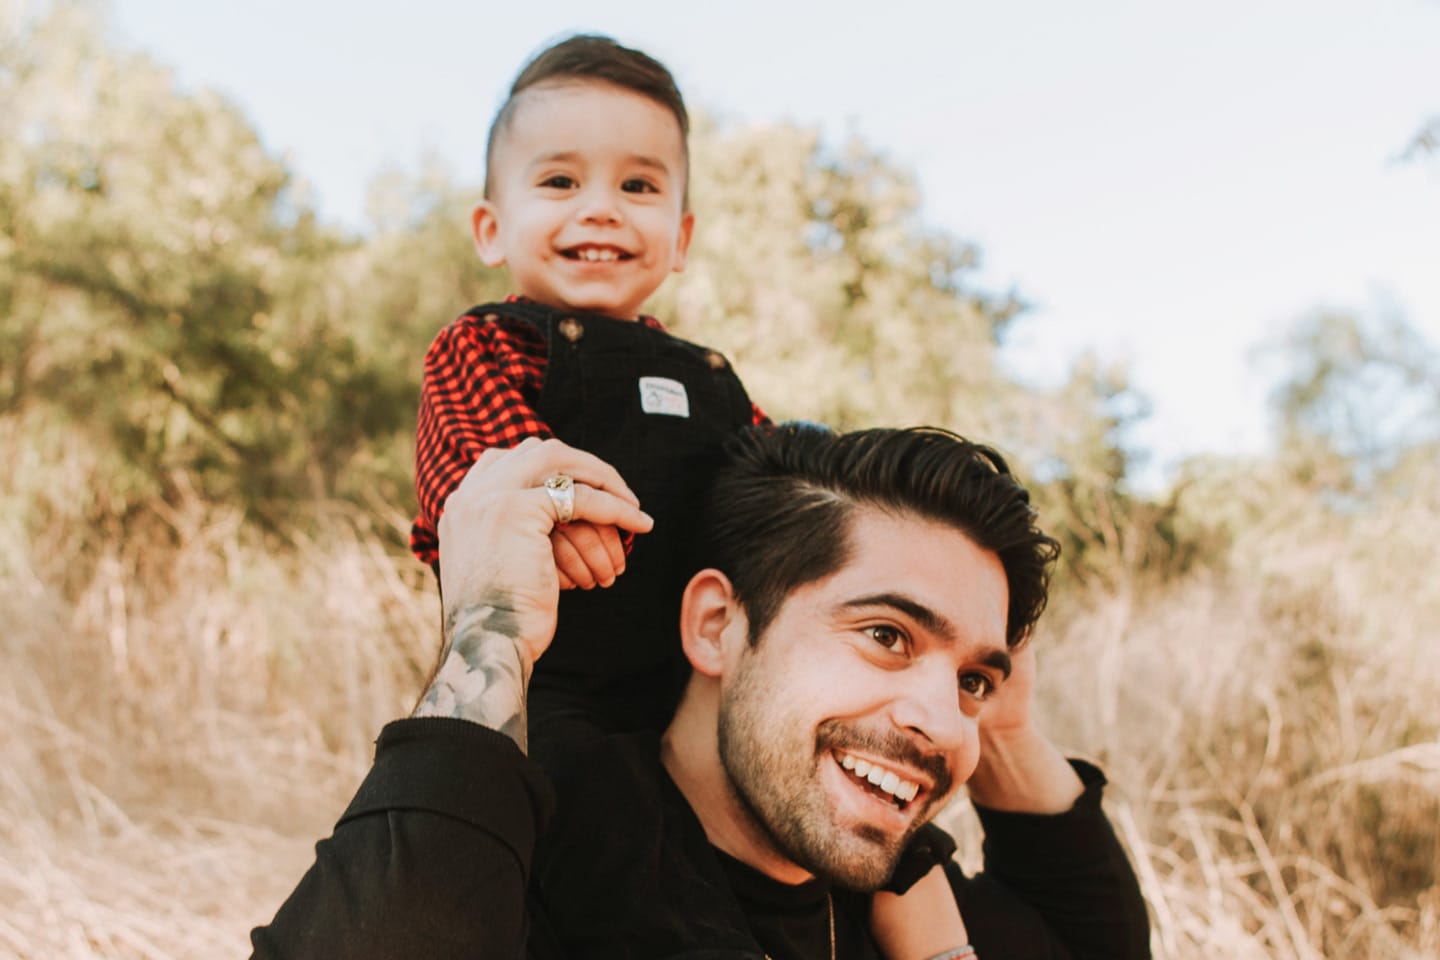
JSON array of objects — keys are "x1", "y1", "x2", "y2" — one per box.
[
  {"x1": 881, "y1": 821, "x2": 960, "y2": 894},
  {"x1": 972, "y1": 758, "x2": 1113, "y2": 873},
  {"x1": 339, "y1": 717, "x2": 556, "y2": 879}
]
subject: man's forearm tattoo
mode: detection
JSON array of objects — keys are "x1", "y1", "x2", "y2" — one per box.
[{"x1": 413, "y1": 599, "x2": 532, "y2": 751}]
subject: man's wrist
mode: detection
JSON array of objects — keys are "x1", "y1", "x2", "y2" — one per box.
[{"x1": 413, "y1": 599, "x2": 534, "y2": 751}]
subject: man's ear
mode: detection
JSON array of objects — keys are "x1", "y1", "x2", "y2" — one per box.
[
  {"x1": 679, "y1": 568, "x2": 745, "y2": 677},
  {"x1": 670, "y1": 210, "x2": 695, "y2": 273},
  {"x1": 471, "y1": 201, "x2": 506, "y2": 267}
]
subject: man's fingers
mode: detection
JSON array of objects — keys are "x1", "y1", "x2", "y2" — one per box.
[
  {"x1": 492, "y1": 438, "x2": 642, "y2": 506},
  {"x1": 439, "y1": 444, "x2": 652, "y2": 597},
  {"x1": 547, "y1": 482, "x2": 653, "y2": 536}
]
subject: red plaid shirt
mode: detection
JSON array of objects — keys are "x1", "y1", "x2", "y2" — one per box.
[{"x1": 411, "y1": 302, "x2": 768, "y2": 566}]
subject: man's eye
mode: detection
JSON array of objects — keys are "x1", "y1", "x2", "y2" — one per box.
[
  {"x1": 621, "y1": 178, "x2": 658, "y2": 193},
  {"x1": 959, "y1": 672, "x2": 995, "y2": 700},
  {"x1": 863, "y1": 625, "x2": 905, "y2": 650},
  {"x1": 540, "y1": 175, "x2": 577, "y2": 189}
]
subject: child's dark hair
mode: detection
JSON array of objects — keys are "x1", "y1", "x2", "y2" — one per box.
[{"x1": 484, "y1": 34, "x2": 691, "y2": 204}]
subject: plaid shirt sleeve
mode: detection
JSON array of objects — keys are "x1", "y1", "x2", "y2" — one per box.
[{"x1": 410, "y1": 315, "x2": 553, "y2": 566}]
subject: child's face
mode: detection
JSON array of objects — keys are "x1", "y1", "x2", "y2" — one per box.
[{"x1": 473, "y1": 80, "x2": 694, "y2": 321}]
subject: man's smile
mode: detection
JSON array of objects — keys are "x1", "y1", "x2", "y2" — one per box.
[
  {"x1": 818, "y1": 748, "x2": 923, "y2": 840},
  {"x1": 814, "y1": 718, "x2": 952, "y2": 825},
  {"x1": 837, "y1": 751, "x2": 922, "y2": 808}
]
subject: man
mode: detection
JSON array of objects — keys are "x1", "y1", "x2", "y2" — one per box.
[{"x1": 252, "y1": 425, "x2": 1151, "y2": 959}]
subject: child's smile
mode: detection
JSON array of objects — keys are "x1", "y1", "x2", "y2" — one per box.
[{"x1": 562, "y1": 244, "x2": 633, "y2": 263}]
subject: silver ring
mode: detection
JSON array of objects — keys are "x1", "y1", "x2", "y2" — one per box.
[{"x1": 543, "y1": 474, "x2": 575, "y2": 526}]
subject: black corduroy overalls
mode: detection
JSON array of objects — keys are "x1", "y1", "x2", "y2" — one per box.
[{"x1": 471, "y1": 302, "x2": 758, "y2": 761}]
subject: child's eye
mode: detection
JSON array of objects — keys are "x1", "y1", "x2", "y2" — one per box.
[
  {"x1": 959, "y1": 671, "x2": 996, "y2": 701},
  {"x1": 862, "y1": 625, "x2": 906, "y2": 651},
  {"x1": 540, "y1": 175, "x2": 577, "y2": 190},
  {"x1": 621, "y1": 178, "x2": 659, "y2": 194}
]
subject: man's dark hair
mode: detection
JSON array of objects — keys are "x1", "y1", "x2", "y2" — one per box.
[
  {"x1": 693, "y1": 423, "x2": 1061, "y2": 648},
  {"x1": 484, "y1": 34, "x2": 690, "y2": 203}
]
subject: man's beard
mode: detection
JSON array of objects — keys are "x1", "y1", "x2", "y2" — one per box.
[{"x1": 715, "y1": 655, "x2": 952, "y2": 891}]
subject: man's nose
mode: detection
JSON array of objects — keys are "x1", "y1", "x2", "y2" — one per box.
[{"x1": 890, "y1": 657, "x2": 976, "y2": 753}]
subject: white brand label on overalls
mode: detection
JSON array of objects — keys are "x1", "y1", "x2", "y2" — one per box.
[{"x1": 638, "y1": 377, "x2": 690, "y2": 418}]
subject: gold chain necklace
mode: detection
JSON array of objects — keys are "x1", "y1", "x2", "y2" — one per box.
[{"x1": 763, "y1": 892, "x2": 835, "y2": 960}]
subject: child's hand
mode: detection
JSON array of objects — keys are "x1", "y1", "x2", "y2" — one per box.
[
  {"x1": 550, "y1": 520, "x2": 628, "y2": 589},
  {"x1": 870, "y1": 863, "x2": 973, "y2": 960}
]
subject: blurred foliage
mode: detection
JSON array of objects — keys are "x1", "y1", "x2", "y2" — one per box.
[
  {"x1": 3, "y1": 1, "x2": 1151, "y2": 586},
  {"x1": 1264, "y1": 306, "x2": 1440, "y2": 491},
  {"x1": 4, "y1": 2, "x2": 357, "y2": 528},
  {"x1": 9, "y1": 2, "x2": 1435, "y2": 592},
  {"x1": 1404, "y1": 114, "x2": 1439, "y2": 161},
  {"x1": 1156, "y1": 303, "x2": 1440, "y2": 601},
  {"x1": 0, "y1": 3, "x2": 508, "y2": 535}
]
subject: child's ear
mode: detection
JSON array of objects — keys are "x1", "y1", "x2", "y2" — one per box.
[
  {"x1": 471, "y1": 201, "x2": 506, "y2": 267},
  {"x1": 679, "y1": 568, "x2": 744, "y2": 677},
  {"x1": 671, "y1": 210, "x2": 695, "y2": 273}
]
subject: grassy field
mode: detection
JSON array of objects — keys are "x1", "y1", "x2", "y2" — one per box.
[{"x1": 3, "y1": 431, "x2": 1437, "y2": 958}]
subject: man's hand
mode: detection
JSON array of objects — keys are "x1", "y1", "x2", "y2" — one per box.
[
  {"x1": 966, "y1": 641, "x2": 1084, "y2": 814},
  {"x1": 551, "y1": 521, "x2": 629, "y2": 590},
  {"x1": 415, "y1": 439, "x2": 654, "y2": 750},
  {"x1": 977, "y1": 639, "x2": 1039, "y2": 738}
]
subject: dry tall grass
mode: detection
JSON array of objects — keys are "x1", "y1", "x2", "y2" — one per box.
[
  {"x1": 1000, "y1": 477, "x2": 1440, "y2": 959},
  {"x1": 4, "y1": 422, "x2": 1437, "y2": 957},
  {"x1": 2, "y1": 419, "x2": 434, "y2": 957}
]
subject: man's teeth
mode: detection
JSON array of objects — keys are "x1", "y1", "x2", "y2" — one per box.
[
  {"x1": 839, "y1": 753, "x2": 920, "y2": 803},
  {"x1": 574, "y1": 248, "x2": 620, "y2": 261}
]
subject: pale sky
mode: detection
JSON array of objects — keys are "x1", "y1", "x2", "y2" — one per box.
[{"x1": 110, "y1": 0, "x2": 1440, "y2": 487}]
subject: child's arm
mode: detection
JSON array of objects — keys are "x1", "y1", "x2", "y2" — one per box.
[
  {"x1": 416, "y1": 314, "x2": 641, "y2": 591},
  {"x1": 870, "y1": 864, "x2": 973, "y2": 960},
  {"x1": 414, "y1": 316, "x2": 556, "y2": 567}
]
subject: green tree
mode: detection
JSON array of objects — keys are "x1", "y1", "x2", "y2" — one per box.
[
  {"x1": 1264, "y1": 306, "x2": 1440, "y2": 491},
  {"x1": 1, "y1": 2, "x2": 395, "y2": 524}
]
